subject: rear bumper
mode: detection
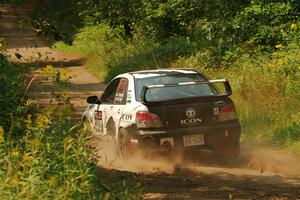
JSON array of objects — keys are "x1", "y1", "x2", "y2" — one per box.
[{"x1": 132, "y1": 123, "x2": 241, "y2": 152}]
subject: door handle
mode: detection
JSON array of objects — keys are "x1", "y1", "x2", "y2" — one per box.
[{"x1": 117, "y1": 109, "x2": 121, "y2": 114}]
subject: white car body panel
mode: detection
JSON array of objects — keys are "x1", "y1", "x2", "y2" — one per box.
[
  {"x1": 82, "y1": 72, "x2": 148, "y2": 142},
  {"x1": 82, "y1": 69, "x2": 202, "y2": 142}
]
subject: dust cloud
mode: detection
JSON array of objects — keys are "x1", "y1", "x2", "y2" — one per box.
[
  {"x1": 241, "y1": 145, "x2": 300, "y2": 176},
  {"x1": 91, "y1": 136, "x2": 300, "y2": 176},
  {"x1": 91, "y1": 136, "x2": 184, "y2": 173}
]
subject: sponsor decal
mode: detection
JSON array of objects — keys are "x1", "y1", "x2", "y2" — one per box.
[
  {"x1": 94, "y1": 111, "x2": 103, "y2": 131},
  {"x1": 181, "y1": 118, "x2": 202, "y2": 125},
  {"x1": 214, "y1": 107, "x2": 219, "y2": 115},
  {"x1": 186, "y1": 108, "x2": 196, "y2": 118},
  {"x1": 114, "y1": 79, "x2": 128, "y2": 103},
  {"x1": 121, "y1": 114, "x2": 133, "y2": 121},
  {"x1": 114, "y1": 92, "x2": 124, "y2": 102},
  {"x1": 181, "y1": 108, "x2": 202, "y2": 125},
  {"x1": 127, "y1": 93, "x2": 132, "y2": 103}
]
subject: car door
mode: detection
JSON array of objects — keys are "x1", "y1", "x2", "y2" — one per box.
[{"x1": 99, "y1": 78, "x2": 128, "y2": 136}]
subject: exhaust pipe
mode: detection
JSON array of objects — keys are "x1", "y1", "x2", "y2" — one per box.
[{"x1": 162, "y1": 141, "x2": 173, "y2": 151}]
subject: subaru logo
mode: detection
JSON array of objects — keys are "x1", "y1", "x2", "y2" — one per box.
[{"x1": 186, "y1": 108, "x2": 196, "y2": 118}]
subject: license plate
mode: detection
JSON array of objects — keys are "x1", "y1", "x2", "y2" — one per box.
[{"x1": 183, "y1": 134, "x2": 204, "y2": 147}]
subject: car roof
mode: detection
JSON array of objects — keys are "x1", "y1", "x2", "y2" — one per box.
[{"x1": 121, "y1": 68, "x2": 199, "y2": 79}]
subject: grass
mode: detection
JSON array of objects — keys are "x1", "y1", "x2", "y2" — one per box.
[{"x1": 0, "y1": 106, "x2": 97, "y2": 199}]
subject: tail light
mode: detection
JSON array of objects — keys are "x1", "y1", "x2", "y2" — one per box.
[
  {"x1": 218, "y1": 104, "x2": 238, "y2": 121},
  {"x1": 136, "y1": 111, "x2": 163, "y2": 128}
]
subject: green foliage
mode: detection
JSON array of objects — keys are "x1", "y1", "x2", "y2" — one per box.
[
  {"x1": 233, "y1": 1, "x2": 299, "y2": 47},
  {"x1": 32, "y1": 0, "x2": 300, "y2": 67},
  {"x1": 0, "y1": 54, "x2": 22, "y2": 132},
  {"x1": 73, "y1": 24, "x2": 119, "y2": 56},
  {"x1": 0, "y1": 37, "x2": 7, "y2": 49},
  {"x1": 104, "y1": 36, "x2": 195, "y2": 81},
  {"x1": 274, "y1": 122, "x2": 300, "y2": 145},
  {"x1": 0, "y1": 105, "x2": 100, "y2": 199},
  {"x1": 0, "y1": 0, "x2": 23, "y2": 3},
  {"x1": 32, "y1": 0, "x2": 84, "y2": 43}
]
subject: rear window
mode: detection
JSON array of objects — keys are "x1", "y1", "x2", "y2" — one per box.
[{"x1": 135, "y1": 73, "x2": 218, "y2": 102}]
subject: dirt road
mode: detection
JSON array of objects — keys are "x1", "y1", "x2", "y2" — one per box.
[
  {"x1": 95, "y1": 139, "x2": 300, "y2": 199},
  {"x1": 0, "y1": 3, "x2": 105, "y2": 118},
  {"x1": 1, "y1": 3, "x2": 300, "y2": 199}
]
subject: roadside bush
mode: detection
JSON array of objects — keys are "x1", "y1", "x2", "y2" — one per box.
[
  {"x1": 0, "y1": 104, "x2": 101, "y2": 199},
  {"x1": 274, "y1": 122, "x2": 300, "y2": 145},
  {"x1": 105, "y1": 36, "x2": 195, "y2": 82},
  {"x1": 232, "y1": 1, "x2": 298, "y2": 48},
  {"x1": 32, "y1": 0, "x2": 83, "y2": 43},
  {"x1": 0, "y1": 54, "x2": 22, "y2": 132},
  {"x1": 72, "y1": 24, "x2": 118, "y2": 56}
]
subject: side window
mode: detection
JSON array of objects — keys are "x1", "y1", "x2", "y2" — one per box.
[
  {"x1": 101, "y1": 78, "x2": 120, "y2": 103},
  {"x1": 114, "y1": 78, "x2": 128, "y2": 104}
]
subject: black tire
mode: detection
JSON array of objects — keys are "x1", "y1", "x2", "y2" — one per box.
[{"x1": 117, "y1": 128, "x2": 134, "y2": 159}]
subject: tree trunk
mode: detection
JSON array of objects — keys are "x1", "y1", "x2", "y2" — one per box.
[
  {"x1": 123, "y1": 0, "x2": 132, "y2": 38},
  {"x1": 124, "y1": 20, "x2": 132, "y2": 38}
]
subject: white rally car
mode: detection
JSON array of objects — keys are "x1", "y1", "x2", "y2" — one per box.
[{"x1": 82, "y1": 69, "x2": 241, "y2": 160}]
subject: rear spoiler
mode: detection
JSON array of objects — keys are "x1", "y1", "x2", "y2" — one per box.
[{"x1": 140, "y1": 79, "x2": 232, "y2": 104}]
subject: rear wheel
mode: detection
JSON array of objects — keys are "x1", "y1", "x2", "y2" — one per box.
[{"x1": 117, "y1": 128, "x2": 134, "y2": 159}]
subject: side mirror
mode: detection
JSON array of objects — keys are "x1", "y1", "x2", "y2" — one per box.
[{"x1": 86, "y1": 96, "x2": 101, "y2": 104}]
